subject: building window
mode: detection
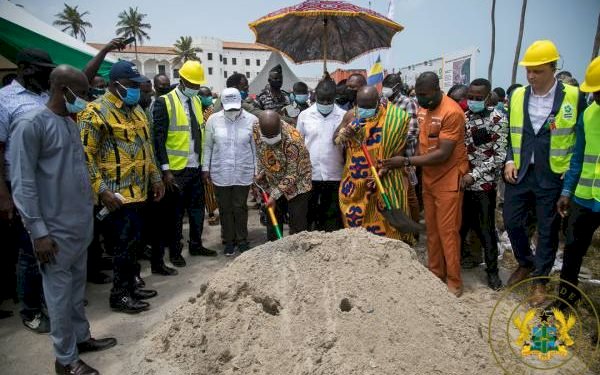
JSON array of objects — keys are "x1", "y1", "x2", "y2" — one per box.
[
  {"x1": 246, "y1": 59, "x2": 250, "y2": 66},
  {"x1": 208, "y1": 67, "x2": 213, "y2": 75},
  {"x1": 246, "y1": 72, "x2": 250, "y2": 78},
  {"x1": 232, "y1": 58, "x2": 237, "y2": 65},
  {"x1": 173, "y1": 69, "x2": 179, "y2": 78},
  {"x1": 219, "y1": 54, "x2": 222, "y2": 62},
  {"x1": 223, "y1": 57, "x2": 227, "y2": 65},
  {"x1": 256, "y1": 59, "x2": 261, "y2": 66},
  {"x1": 158, "y1": 65, "x2": 166, "y2": 75},
  {"x1": 207, "y1": 53, "x2": 213, "y2": 61},
  {"x1": 224, "y1": 71, "x2": 228, "y2": 78}
]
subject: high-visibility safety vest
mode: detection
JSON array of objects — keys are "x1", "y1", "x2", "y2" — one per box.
[
  {"x1": 509, "y1": 84, "x2": 579, "y2": 173},
  {"x1": 575, "y1": 102, "x2": 600, "y2": 201},
  {"x1": 163, "y1": 90, "x2": 205, "y2": 171}
]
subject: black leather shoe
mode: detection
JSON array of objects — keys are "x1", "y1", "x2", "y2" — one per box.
[
  {"x1": 151, "y1": 263, "x2": 178, "y2": 276},
  {"x1": 189, "y1": 247, "x2": 218, "y2": 257},
  {"x1": 110, "y1": 295, "x2": 149, "y2": 314},
  {"x1": 170, "y1": 254, "x2": 187, "y2": 267},
  {"x1": 77, "y1": 337, "x2": 117, "y2": 353},
  {"x1": 487, "y1": 272, "x2": 503, "y2": 291},
  {"x1": 132, "y1": 289, "x2": 158, "y2": 300},
  {"x1": 134, "y1": 275, "x2": 145, "y2": 289},
  {"x1": 55, "y1": 359, "x2": 99, "y2": 375},
  {"x1": 87, "y1": 271, "x2": 112, "y2": 284}
]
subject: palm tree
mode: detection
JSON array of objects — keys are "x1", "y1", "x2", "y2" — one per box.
[
  {"x1": 53, "y1": 3, "x2": 92, "y2": 41},
  {"x1": 592, "y1": 10, "x2": 600, "y2": 60},
  {"x1": 116, "y1": 7, "x2": 151, "y2": 60},
  {"x1": 488, "y1": 0, "x2": 496, "y2": 82},
  {"x1": 511, "y1": 0, "x2": 528, "y2": 85},
  {"x1": 171, "y1": 36, "x2": 203, "y2": 66}
]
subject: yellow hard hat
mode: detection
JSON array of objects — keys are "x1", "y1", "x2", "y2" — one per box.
[
  {"x1": 580, "y1": 56, "x2": 600, "y2": 93},
  {"x1": 179, "y1": 60, "x2": 206, "y2": 85},
  {"x1": 519, "y1": 40, "x2": 560, "y2": 67}
]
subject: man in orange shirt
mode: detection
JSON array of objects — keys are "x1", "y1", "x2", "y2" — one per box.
[{"x1": 382, "y1": 72, "x2": 469, "y2": 296}]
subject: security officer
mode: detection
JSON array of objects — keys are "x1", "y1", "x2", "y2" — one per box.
[
  {"x1": 153, "y1": 60, "x2": 217, "y2": 268},
  {"x1": 503, "y1": 40, "x2": 586, "y2": 306},
  {"x1": 555, "y1": 56, "x2": 600, "y2": 308}
]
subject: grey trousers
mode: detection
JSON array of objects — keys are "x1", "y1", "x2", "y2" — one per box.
[
  {"x1": 40, "y1": 237, "x2": 91, "y2": 365},
  {"x1": 214, "y1": 185, "x2": 251, "y2": 245}
]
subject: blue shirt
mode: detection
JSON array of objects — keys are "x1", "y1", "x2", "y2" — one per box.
[
  {"x1": 561, "y1": 107, "x2": 600, "y2": 212},
  {"x1": 0, "y1": 80, "x2": 49, "y2": 180}
]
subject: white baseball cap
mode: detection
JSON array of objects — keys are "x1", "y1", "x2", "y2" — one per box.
[{"x1": 221, "y1": 88, "x2": 242, "y2": 110}]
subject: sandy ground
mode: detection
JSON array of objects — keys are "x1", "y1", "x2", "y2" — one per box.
[{"x1": 0, "y1": 206, "x2": 597, "y2": 374}]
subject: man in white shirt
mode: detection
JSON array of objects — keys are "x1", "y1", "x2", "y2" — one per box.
[
  {"x1": 202, "y1": 88, "x2": 257, "y2": 256},
  {"x1": 297, "y1": 79, "x2": 345, "y2": 231}
]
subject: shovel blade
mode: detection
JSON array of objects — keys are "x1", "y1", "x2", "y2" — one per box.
[{"x1": 382, "y1": 209, "x2": 425, "y2": 234}]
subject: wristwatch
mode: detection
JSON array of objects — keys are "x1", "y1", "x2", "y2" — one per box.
[{"x1": 404, "y1": 156, "x2": 411, "y2": 166}]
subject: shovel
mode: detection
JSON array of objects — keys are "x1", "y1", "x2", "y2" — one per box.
[
  {"x1": 360, "y1": 144, "x2": 424, "y2": 234},
  {"x1": 254, "y1": 183, "x2": 283, "y2": 239}
]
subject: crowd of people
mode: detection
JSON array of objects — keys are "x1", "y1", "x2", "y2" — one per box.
[{"x1": 0, "y1": 36, "x2": 599, "y2": 374}]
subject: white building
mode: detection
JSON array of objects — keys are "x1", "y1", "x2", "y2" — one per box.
[{"x1": 89, "y1": 36, "x2": 272, "y2": 93}]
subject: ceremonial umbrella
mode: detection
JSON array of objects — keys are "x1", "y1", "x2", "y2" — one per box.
[{"x1": 248, "y1": 0, "x2": 403, "y2": 73}]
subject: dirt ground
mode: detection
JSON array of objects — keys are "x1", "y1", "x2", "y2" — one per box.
[{"x1": 0, "y1": 206, "x2": 598, "y2": 374}]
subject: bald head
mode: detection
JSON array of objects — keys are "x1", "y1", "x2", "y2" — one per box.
[
  {"x1": 356, "y1": 86, "x2": 379, "y2": 109},
  {"x1": 415, "y1": 71, "x2": 442, "y2": 110},
  {"x1": 50, "y1": 64, "x2": 88, "y2": 99},
  {"x1": 258, "y1": 110, "x2": 282, "y2": 138},
  {"x1": 415, "y1": 71, "x2": 440, "y2": 91}
]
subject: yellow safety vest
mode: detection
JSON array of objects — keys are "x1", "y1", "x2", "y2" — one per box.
[
  {"x1": 509, "y1": 84, "x2": 579, "y2": 173},
  {"x1": 575, "y1": 102, "x2": 600, "y2": 201},
  {"x1": 162, "y1": 90, "x2": 205, "y2": 171}
]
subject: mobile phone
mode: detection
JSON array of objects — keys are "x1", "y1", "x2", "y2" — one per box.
[{"x1": 122, "y1": 36, "x2": 136, "y2": 45}]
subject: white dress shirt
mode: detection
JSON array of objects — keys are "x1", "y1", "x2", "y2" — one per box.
[
  {"x1": 527, "y1": 79, "x2": 557, "y2": 163},
  {"x1": 202, "y1": 109, "x2": 257, "y2": 186},
  {"x1": 296, "y1": 104, "x2": 346, "y2": 181}
]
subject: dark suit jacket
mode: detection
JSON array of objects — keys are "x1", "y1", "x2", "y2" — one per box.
[{"x1": 506, "y1": 82, "x2": 586, "y2": 189}]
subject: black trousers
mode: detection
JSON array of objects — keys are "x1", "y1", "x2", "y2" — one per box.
[
  {"x1": 163, "y1": 168, "x2": 206, "y2": 255},
  {"x1": 559, "y1": 201, "x2": 600, "y2": 305},
  {"x1": 214, "y1": 185, "x2": 250, "y2": 246},
  {"x1": 503, "y1": 167, "x2": 562, "y2": 282},
  {"x1": 267, "y1": 192, "x2": 310, "y2": 241},
  {"x1": 460, "y1": 189, "x2": 499, "y2": 273},
  {"x1": 308, "y1": 181, "x2": 343, "y2": 232}
]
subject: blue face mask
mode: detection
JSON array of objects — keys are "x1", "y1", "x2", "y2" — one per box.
[
  {"x1": 316, "y1": 103, "x2": 334, "y2": 115},
  {"x1": 239, "y1": 90, "x2": 248, "y2": 100},
  {"x1": 116, "y1": 82, "x2": 140, "y2": 106},
  {"x1": 64, "y1": 87, "x2": 88, "y2": 113},
  {"x1": 467, "y1": 100, "x2": 486, "y2": 113},
  {"x1": 496, "y1": 102, "x2": 505, "y2": 111},
  {"x1": 200, "y1": 96, "x2": 213, "y2": 107},
  {"x1": 294, "y1": 94, "x2": 309, "y2": 105},
  {"x1": 357, "y1": 107, "x2": 377, "y2": 119}
]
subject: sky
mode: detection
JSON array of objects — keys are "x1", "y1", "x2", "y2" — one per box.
[{"x1": 10, "y1": 0, "x2": 600, "y2": 90}]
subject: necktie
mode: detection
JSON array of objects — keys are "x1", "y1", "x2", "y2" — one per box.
[{"x1": 187, "y1": 97, "x2": 201, "y2": 155}]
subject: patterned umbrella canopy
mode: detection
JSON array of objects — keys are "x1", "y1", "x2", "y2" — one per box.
[{"x1": 248, "y1": 0, "x2": 403, "y2": 72}]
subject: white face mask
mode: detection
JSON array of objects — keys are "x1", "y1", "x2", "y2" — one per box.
[
  {"x1": 381, "y1": 87, "x2": 394, "y2": 98},
  {"x1": 261, "y1": 133, "x2": 281, "y2": 145},
  {"x1": 224, "y1": 109, "x2": 240, "y2": 121}
]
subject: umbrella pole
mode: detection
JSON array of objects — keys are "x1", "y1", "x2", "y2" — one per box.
[{"x1": 323, "y1": 16, "x2": 328, "y2": 75}]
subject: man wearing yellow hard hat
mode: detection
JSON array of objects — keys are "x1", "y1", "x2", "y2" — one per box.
[
  {"x1": 554, "y1": 56, "x2": 600, "y2": 309},
  {"x1": 153, "y1": 60, "x2": 217, "y2": 270},
  {"x1": 503, "y1": 40, "x2": 586, "y2": 306}
]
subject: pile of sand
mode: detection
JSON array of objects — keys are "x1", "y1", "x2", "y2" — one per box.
[{"x1": 134, "y1": 229, "x2": 503, "y2": 375}]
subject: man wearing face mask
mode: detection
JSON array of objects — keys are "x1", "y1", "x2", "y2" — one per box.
[
  {"x1": 345, "y1": 73, "x2": 367, "y2": 108},
  {"x1": 297, "y1": 78, "x2": 345, "y2": 231},
  {"x1": 253, "y1": 64, "x2": 291, "y2": 113},
  {"x1": 381, "y1": 72, "x2": 469, "y2": 297},
  {"x1": 335, "y1": 79, "x2": 351, "y2": 110},
  {"x1": 153, "y1": 60, "x2": 217, "y2": 269},
  {"x1": 253, "y1": 110, "x2": 312, "y2": 240},
  {"x1": 0, "y1": 48, "x2": 55, "y2": 333},
  {"x1": 89, "y1": 76, "x2": 107, "y2": 100},
  {"x1": 213, "y1": 73, "x2": 254, "y2": 113},
  {"x1": 197, "y1": 86, "x2": 220, "y2": 227},
  {"x1": 447, "y1": 84, "x2": 469, "y2": 112},
  {"x1": 79, "y1": 61, "x2": 165, "y2": 313},
  {"x1": 11, "y1": 64, "x2": 117, "y2": 375},
  {"x1": 459, "y1": 78, "x2": 507, "y2": 291},
  {"x1": 334, "y1": 86, "x2": 415, "y2": 244},
  {"x1": 282, "y1": 81, "x2": 310, "y2": 126},
  {"x1": 202, "y1": 88, "x2": 257, "y2": 255}
]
